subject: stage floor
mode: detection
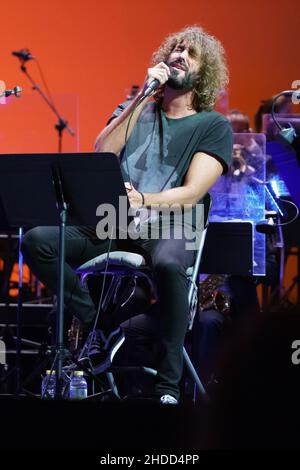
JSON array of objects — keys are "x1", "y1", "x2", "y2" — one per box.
[
  {"x1": 0, "y1": 395, "x2": 205, "y2": 451},
  {"x1": 1, "y1": 393, "x2": 299, "y2": 452}
]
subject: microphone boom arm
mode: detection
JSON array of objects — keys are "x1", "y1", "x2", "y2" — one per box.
[{"x1": 20, "y1": 62, "x2": 74, "y2": 152}]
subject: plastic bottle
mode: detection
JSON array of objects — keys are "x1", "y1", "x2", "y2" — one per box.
[
  {"x1": 69, "y1": 370, "x2": 88, "y2": 400},
  {"x1": 41, "y1": 370, "x2": 56, "y2": 399}
]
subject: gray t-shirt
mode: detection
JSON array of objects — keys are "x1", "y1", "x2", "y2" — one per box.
[{"x1": 109, "y1": 101, "x2": 233, "y2": 237}]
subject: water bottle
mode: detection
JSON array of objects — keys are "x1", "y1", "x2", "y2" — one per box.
[
  {"x1": 41, "y1": 370, "x2": 56, "y2": 399},
  {"x1": 69, "y1": 371, "x2": 88, "y2": 400}
]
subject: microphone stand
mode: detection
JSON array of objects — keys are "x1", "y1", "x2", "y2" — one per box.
[
  {"x1": 12, "y1": 60, "x2": 73, "y2": 397},
  {"x1": 20, "y1": 61, "x2": 75, "y2": 153},
  {"x1": 15, "y1": 227, "x2": 23, "y2": 396}
]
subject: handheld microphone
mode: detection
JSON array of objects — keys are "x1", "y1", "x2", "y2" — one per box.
[
  {"x1": 1, "y1": 86, "x2": 22, "y2": 98},
  {"x1": 12, "y1": 49, "x2": 35, "y2": 62},
  {"x1": 143, "y1": 79, "x2": 161, "y2": 98}
]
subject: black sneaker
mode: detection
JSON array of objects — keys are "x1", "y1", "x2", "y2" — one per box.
[{"x1": 79, "y1": 327, "x2": 125, "y2": 374}]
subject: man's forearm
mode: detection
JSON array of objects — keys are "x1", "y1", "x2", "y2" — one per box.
[
  {"x1": 95, "y1": 62, "x2": 170, "y2": 156},
  {"x1": 95, "y1": 92, "x2": 149, "y2": 156},
  {"x1": 128, "y1": 152, "x2": 223, "y2": 210},
  {"x1": 143, "y1": 185, "x2": 202, "y2": 208}
]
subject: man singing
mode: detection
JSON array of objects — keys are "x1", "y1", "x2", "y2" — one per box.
[{"x1": 22, "y1": 26, "x2": 232, "y2": 404}]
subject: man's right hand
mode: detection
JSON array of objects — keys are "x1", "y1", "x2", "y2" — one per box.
[
  {"x1": 144, "y1": 62, "x2": 170, "y2": 94},
  {"x1": 95, "y1": 63, "x2": 170, "y2": 155}
]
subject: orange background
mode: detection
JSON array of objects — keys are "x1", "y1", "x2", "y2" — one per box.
[
  {"x1": 1, "y1": 0, "x2": 300, "y2": 153},
  {"x1": 0, "y1": 0, "x2": 299, "y2": 302}
]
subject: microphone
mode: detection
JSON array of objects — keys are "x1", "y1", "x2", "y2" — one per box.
[
  {"x1": 143, "y1": 79, "x2": 161, "y2": 98},
  {"x1": 272, "y1": 90, "x2": 300, "y2": 160},
  {"x1": 12, "y1": 49, "x2": 35, "y2": 62},
  {"x1": 256, "y1": 217, "x2": 276, "y2": 234},
  {"x1": 280, "y1": 89, "x2": 300, "y2": 101},
  {"x1": 1, "y1": 86, "x2": 22, "y2": 98}
]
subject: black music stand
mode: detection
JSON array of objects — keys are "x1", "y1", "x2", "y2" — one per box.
[
  {"x1": 200, "y1": 222, "x2": 254, "y2": 275},
  {"x1": 0, "y1": 152, "x2": 130, "y2": 397}
]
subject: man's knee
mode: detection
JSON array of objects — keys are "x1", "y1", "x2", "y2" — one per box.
[
  {"x1": 152, "y1": 259, "x2": 184, "y2": 278},
  {"x1": 22, "y1": 227, "x2": 56, "y2": 259}
]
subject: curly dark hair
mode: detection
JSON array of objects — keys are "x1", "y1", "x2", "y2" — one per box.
[{"x1": 152, "y1": 25, "x2": 228, "y2": 112}]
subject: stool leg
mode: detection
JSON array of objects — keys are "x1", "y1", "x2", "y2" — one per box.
[
  {"x1": 106, "y1": 372, "x2": 120, "y2": 398},
  {"x1": 183, "y1": 347, "x2": 208, "y2": 403}
]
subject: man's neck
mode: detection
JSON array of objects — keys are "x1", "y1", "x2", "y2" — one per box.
[{"x1": 162, "y1": 86, "x2": 197, "y2": 119}]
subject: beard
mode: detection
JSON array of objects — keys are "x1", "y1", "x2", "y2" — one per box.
[{"x1": 167, "y1": 68, "x2": 198, "y2": 91}]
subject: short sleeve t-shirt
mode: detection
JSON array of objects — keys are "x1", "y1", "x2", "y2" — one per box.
[{"x1": 109, "y1": 101, "x2": 233, "y2": 232}]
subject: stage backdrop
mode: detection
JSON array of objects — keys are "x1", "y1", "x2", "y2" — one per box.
[
  {"x1": 0, "y1": 0, "x2": 299, "y2": 153},
  {"x1": 1, "y1": 0, "x2": 300, "y2": 303}
]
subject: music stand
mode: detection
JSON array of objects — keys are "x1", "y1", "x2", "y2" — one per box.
[{"x1": 0, "y1": 152, "x2": 130, "y2": 397}]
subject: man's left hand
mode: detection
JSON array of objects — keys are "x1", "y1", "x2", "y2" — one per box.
[{"x1": 125, "y1": 182, "x2": 144, "y2": 208}]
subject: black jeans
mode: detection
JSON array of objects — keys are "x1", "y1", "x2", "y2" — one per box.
[
  {"x1": 118, "y1": 306, "x2": 226, "y2": 396},
  {"x1": 22, "y1": 226, "x2": 195, "y2": 400}
]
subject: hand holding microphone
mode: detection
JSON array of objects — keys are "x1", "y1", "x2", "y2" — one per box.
[{"x1": 143, "y1": 62, "x2": 170, "y2": 97}]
